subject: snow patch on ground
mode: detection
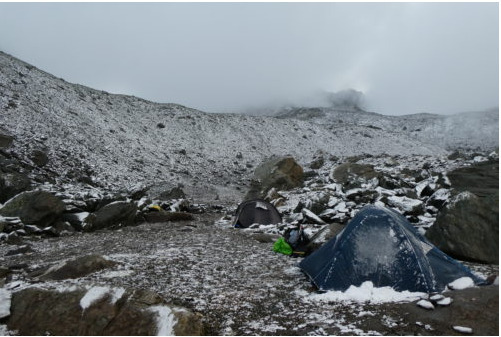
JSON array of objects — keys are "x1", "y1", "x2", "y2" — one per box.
[
  {"x1": 304, "y1": 281, "x2": 426, "y2": 304},
  {"x1": 453, "y1": 325, "x2": 473, "y2": 334},
  {"x1": 99, "y1": 270, "x2": 135, "y2": 278},
  {"x1": 448, "y1": 277, "x2": 475, "y2": 290},
  {"x1": 0, "y1": 325, "x2": 16, "y2": 336}
]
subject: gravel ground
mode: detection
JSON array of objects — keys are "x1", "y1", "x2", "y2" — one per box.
[{"x1": 0, "y1": 214, "x2": 498, "y2": 336}]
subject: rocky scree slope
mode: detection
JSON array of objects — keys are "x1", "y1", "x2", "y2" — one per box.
[
  {"x1": 0, "y1": 51, "x2": 447, "y2": 203},
  {"x1": 273, "y1": 106, "x2": 498, "y2": 152}
]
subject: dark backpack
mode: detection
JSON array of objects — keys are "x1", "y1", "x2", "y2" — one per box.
[{"x1": 284, "y1": 226, "x2": 310, "y2": 256}]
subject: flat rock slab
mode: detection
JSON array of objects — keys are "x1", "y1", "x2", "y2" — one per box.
[{"x1": 7, "y1": 286, "x2": 203, "y2": 336}]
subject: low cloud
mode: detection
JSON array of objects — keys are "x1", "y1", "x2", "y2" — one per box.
[{"x1": 0, "y1": 2, "x2": 497, "y2": 115}]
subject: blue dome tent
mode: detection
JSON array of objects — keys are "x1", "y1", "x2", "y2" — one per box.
[{"x1": 299, "y1": 205, "x2": 485, "y2": 293}]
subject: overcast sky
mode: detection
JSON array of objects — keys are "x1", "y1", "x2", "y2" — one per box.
[{"x1": 0, "y1": 2, "x2": 498, "y2": 115}]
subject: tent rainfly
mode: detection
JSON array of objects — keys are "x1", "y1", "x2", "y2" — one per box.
[
  {"x1": 299, "y1": 205, "x2": 485, "y2": 293},
  {"x1": 234, "y1": 199, "x2": 282, "y2": 228}
]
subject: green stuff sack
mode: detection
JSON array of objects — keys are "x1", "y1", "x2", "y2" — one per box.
[{"x1": 273, "y1": 237, "x2": 293, "y2": 255}]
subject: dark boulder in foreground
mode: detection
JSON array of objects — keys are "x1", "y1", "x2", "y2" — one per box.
[
  {"x1": 29, "y1": 149, "x2": 49, "y2": 167},
  {"x1": 7, "y1": 287, "x2": 204, "y2": 335}
]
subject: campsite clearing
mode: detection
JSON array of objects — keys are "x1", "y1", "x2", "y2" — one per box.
[{"x1": 0, "y1": 214, "x2": 497, "y2": 335}]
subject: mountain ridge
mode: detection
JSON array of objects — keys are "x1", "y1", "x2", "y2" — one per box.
[{"x1": 0, "y1": 51, "x2": 497, "y2": 200}]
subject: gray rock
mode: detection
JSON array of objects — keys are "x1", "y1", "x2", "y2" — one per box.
[
  {"x1": 246, "y1": 156, "x2": 304, "y2": 199},
  {"x1": 386, "y1": 195, "x2": 424, "y2": 216},
  {"x1": 29, "y1": 149, "x2": 49, "y2": 167},
  {"x1": 84, "y1": 201, "x2": 137, "y2": 231},
  {"x1": 5, "y1": 244, "x2": 33, "y2": 256},
  {"x1": 331, "y1": 163, "x2": 382, "y2": 189},
  {"x1": 36, "y1": 254, "x2": 116, "y2": 281},
  {"x1": 426, "y1": 188, "x2": 450, "y2": 210},
  {"x1": 128, "y1": 183, "x2": 149, "y2": 200},
  {"x1": 309, "y1": 156, "x2": 325, "y2": 169},
  {"x1": 447, "y1": 161, "x2": 498, "y2": 198},
  {"x1": 0, "y1": 191, "x2": 65, "y2": 228},
  {"x1": 0, "y1": 133, "x2": 13, "y2": 148},
  {"x1": 7, "y1": 286, "x2": 203, "y2": 336},
  {"x1": 61, "y1": 212, "x2": 90, "y2": 231},
  {"x1": 0, "y1": 172, "x2": 30, "y2": 203},
  {"x1": 426, "y1": 191, "x2": 498, "y2": 264},
  {"x1": 426, "y1": 161, "x2": 499, "y2": 264},
  {"x1": 345, "y1": 188, "x2": 378, "y2": 204}
]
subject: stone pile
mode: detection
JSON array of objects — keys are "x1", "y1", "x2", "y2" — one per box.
[{"x1": 238, "y1": 151, "x2": 499, "y2": 264}]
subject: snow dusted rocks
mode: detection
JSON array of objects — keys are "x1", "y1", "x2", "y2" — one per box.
[
  {"x1": 386, "y1": 195, "x2": 423, "y2": 216},
  {"x1": 330, "y1": 162, "x2": 381, "y2": 190},
  {"x1": 6, "y1": 286, "x2": 203, "y2": 335},
  {"x1": 0, "y1": 190, "x2": 65, "y2": 228},
  {"x1": 246, "y1": 156, "x2": 304, "y2": 199}
]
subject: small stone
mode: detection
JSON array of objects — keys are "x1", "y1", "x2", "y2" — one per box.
[
  {"x1": 5, "y1": 244, "x2": 33, "y2": 256},
  {"x1": 452, "y1": 326, "x2": 473, "y2": 334},
  {"x1": 416, "y1": 299, "x2": 434, "y2": 310},
  {"x1": 436, "y1": 297, "x2": 452, "y2": 306}
]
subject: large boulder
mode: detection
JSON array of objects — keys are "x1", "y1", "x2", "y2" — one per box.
[
  {"x1": 425, "y1": 161, "x2": 499, "y2": 264},
  {"x1": 330, "y1": 163, "x2": 382, "y2": 189},
  {"x1": 246, "y1": 156, "x2": 304, "y2": 199},
  {"x1": 426, "y1": 191, "x2": 499, "y2": 263},
  {"x1": 7, "y1": 287, "x2": 204, "y2": 335},
  {"x1": 0, "y1": 172, "x2": 30, "y2": 203},
  {"x1": 84, "y1": 201, "x2": 137, "y2": 231},
  {"x1": 447, "y1": 161, "x2": 498, "y2": 197},
  {"x1": 0, "y1": 191, "x2": 65, "y2": 228}
]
